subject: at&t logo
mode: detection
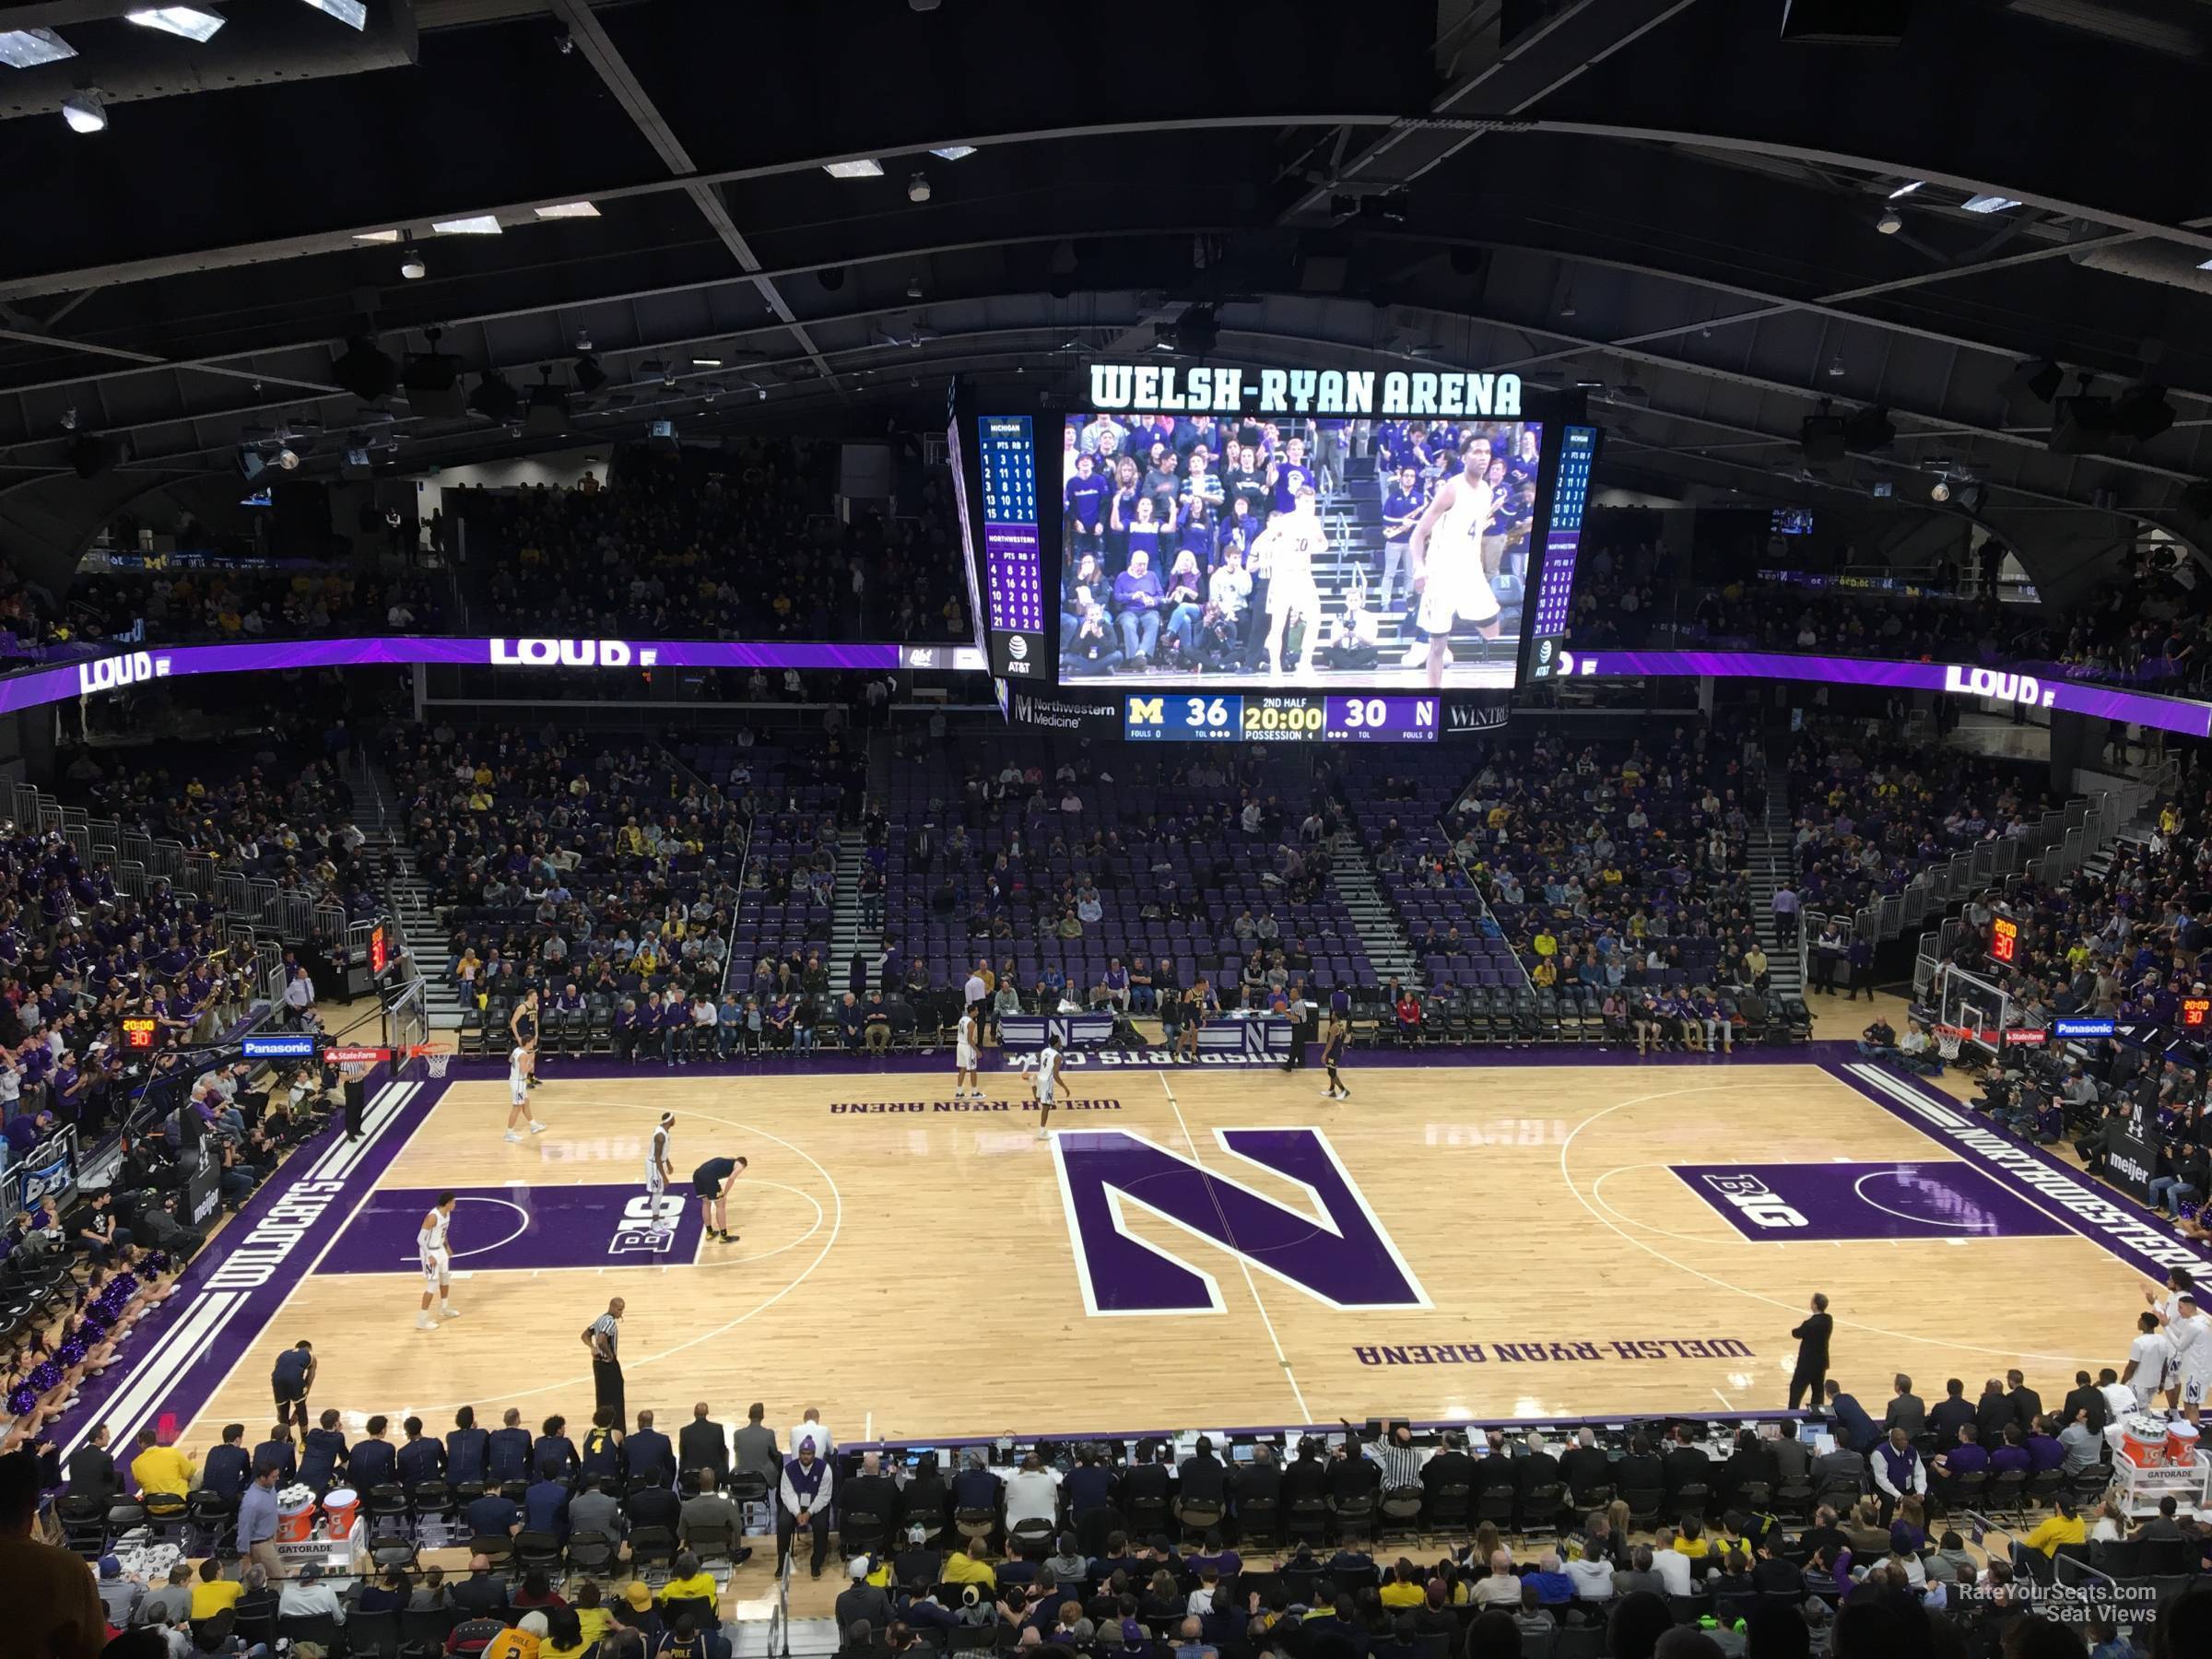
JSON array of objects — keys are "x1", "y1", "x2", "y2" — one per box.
[
  {"x1": 1700, "y1": 1172, "x2": 1807, "y2": 1229},
  {"x1": 489, "y1": 638, "x2": 656, "y2": 669}
]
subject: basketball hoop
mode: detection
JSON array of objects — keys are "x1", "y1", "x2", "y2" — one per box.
[{"x1": 407, "y1": 1042, "x2": 451, "y2": 1078}]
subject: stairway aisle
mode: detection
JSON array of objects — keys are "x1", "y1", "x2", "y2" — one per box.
[
  {"x1": 1331, "y1": 842, "x2": 1419, "y2": 988},
  {"x1": 1744, "y1": 769, "x2": 1804, "y2": 1005},
  {"x1": 344, "y1": 751, "x2": 466, "y2": 1031}
]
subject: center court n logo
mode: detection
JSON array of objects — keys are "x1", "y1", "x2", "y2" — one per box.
[{"x1": 1052, "y1": 1127, "x2": 1429, "y2": 1316}]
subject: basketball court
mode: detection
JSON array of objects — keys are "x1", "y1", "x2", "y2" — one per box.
[{"x1": 71, "y1": 1047, "x2": 2198, "y2": 1465}]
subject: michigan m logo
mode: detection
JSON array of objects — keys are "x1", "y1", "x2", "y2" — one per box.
[{"x1": 1051, "y1": 1128, "x2": 1429, "y2": 1316}]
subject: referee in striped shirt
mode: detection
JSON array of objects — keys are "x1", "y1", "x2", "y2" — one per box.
[
  {"x1": 583, "y1": 1298, "x2": 626, "y2": 1430},
  {"x1": 1372, "y1": 1423, "x2": 1428, "y2": 1493}
]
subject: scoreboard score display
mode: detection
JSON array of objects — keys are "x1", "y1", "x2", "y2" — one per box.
[{"x1": 1125, "y1": 693, "x2": 1437, "y2": 743}]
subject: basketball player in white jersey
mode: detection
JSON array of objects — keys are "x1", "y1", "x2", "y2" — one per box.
[
  {"x1": 2147, "y1": 1269, "x2": 2198, "y2": 1409},
  {"x1": 2171, "y1": 1291, "x2": 2212, "y2": 1422},
  {"x1": 1032, "y1": 1034, "x2": 1063, "y2": 1138},
  {"x1": 1255, "y1": 477, "x2": 1327, "y2": 683},
  {"x1": 955, "y1": 1002, "x2": 983, "y2": 1099},
  {"x1": 416, "y1": 1192, "x2": 459, "y2": 1330},
  {"x1": 646, "y1": 1112, "x2": 676, "y2": 1241},
  {"x1": 504, "y1": 1043, "x2": 546, "y2": 1142},
  {"x1": 1405, "y1": 433, "x2": 1504, "y2": 688}
]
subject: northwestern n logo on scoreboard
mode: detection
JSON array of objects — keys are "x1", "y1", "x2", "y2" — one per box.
[{"x1": 1051, "y1": 1127, "x2": 1428, "y2": 1316}]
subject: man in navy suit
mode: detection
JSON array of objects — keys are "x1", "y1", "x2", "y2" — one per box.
[
  {"x1": 201, "y1": 1426, "x2": 253, "y2": 1499},
  {"x1": 627, "y1": 1410, "x2": 676, "y2": 1487},
  {"x1": 524, "y1": 1470, "x2": 571, "y2": 1541}
]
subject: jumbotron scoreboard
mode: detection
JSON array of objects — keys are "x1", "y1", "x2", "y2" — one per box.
[{"x1": 1124, "y1": 693, "x2": 1437, "y2": 743}]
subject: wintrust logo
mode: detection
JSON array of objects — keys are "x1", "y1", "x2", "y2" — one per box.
[
  {"x1": 76, "y1": 651, "x2": 170, "y2": 697},
  {"x1": 1699, "y1": 1172, "x2": 1808, "y2": 1229},
  {"x1": 1943, "y1": 664, "x2": 2055, "y2": 710},
  {"x1": 489, "y1": 638, "x2": 657, "y2": 669}
]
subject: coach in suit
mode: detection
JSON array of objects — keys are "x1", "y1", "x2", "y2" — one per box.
[
  {"x1": 1882, "y1": 1377, "x2": 1926, "y2": 1441},
  {"x1": 67, "y1": 1428, "x2": 121, "y2": 1502},
  {"x1": 681, "y1": 1403, "x2": 731, "y2": 1488},
  {"x1": 1928, "y1": 1381, "x2": 1978, "y2": 1449},
  {"x1": 733, "y1": 1404, "x2": 780, "y2": 1488},
  {"x1": 1975, "y1": 1380, "x2": 2014, "y2": 1451},
  {"x1": 2061, "y1": 1371, "x2": 2112, "y2": 1436},
  {"x1": 627, "y1": 1411, "x2": 676, "y2": 1488},
  {"x1": 1789, "y1": 1294, "x2": 1833, "y2": 1409},
  {"x1": 2005, "y1": 1371, "x2": 2044, "y2": 1433},
  {"x1": 569, "y1": 1477, "x2": 624, "y2": 1547}
]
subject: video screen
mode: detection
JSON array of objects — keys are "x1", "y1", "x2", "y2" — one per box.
[
  {"x1": 1771, "y1": 506, "x2": 1814, "y2": 535},
  {"x1": 1054, "y1": 411, "x2": 1544, "y2": 689}
]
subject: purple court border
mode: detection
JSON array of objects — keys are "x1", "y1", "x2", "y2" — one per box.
[{"x1": 48, "y1": 1071, "x2": 431, "y2": 1466}]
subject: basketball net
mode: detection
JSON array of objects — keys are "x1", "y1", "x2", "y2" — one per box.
[{"x1": 406, "y1": 1042, "x2": 451, "y2": 1078}]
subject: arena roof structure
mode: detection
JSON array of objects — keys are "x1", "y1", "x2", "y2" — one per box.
[{"x1": 5, "y1": 0, "x2": 2212, "y2": 588}]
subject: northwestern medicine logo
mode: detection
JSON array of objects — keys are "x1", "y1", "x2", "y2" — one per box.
[
  {"x1": 1052, "y1": 1126, "x2": 1427, "y2": 1316},
  {"x1": 490, "y1": 638, "x2": 658, "y2": 669},
  {"x1": 1088, "y1": 362, "x2": 1523, "y2": 419}
]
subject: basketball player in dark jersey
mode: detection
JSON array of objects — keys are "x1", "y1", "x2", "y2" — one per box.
[{"x1": 1321, "y1": 1012, "x2": 1350, "y2": 1100}]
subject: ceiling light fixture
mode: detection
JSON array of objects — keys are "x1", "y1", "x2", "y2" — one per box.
[
  {"x1": 823, "y1": 159, "x2": 884, "y2": 180},
  {"x1": 928, "y1": 145, "x2": 975, "y2": 160},
  {"x1": 574, "y1": 329, "x2": 593, "y2": 352},
  {"x1": 907, "y1": 172, "x2": 931, "y2": 203},
  {"x1": 1961, "y1": 194, "x2": 2023, "y2": 214},
  {"x1": 0, "y1": 28, "x2": 76, "y2": 67},
  {"x1": 430, "y1": 215, "x2": 502, "y2": 235},
  {"x1": 60, "y1": 88, "x2": 106, "y2": 133},
  {"x1": 300, "y1": 0, "x2": 368, "y2": 28},
  {"x1": 691, "y1": 356, "x2": 724, "y2": 368},
  {"x1": 125, "y1": 7, "x2": 226, "y2": 41},
  {"x1": 1828, "y1": 354, "x2": 1846, "y2": 378},
  {"x1": 354, "y1": 229, "x2": 400, "y2": 244},
  {"x1": 1887, "y1": 181, "x2": 1924, "y2": 200},
  {"x1": 1877, "y1": 207, "x2": 1902, "y2": 235},
  {"x1": 399, "y1": 245, "x2": 426, "y2": 280},
  {"x1": 1930, "y1": 477, "x2": 1951, "y2": 502},
  {"x1": 906, "y1": 276, "x2": 924, "y2": 299},
  {"x1": 533, "y1": 201, "x2": 600, "y2": 219}
]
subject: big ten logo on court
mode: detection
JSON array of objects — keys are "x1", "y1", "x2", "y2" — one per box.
[
  {"x1": 1054, "y1": 1126, "x2": 1427, "y2": 1316},
  {"x1": 608, "y1": 1194, "x2": 683, "y2": 1255},
  {"x1": 76, "y1": 651, "x2": 169, "y2": 697},
  {"x1": 1942, "y1": 664, "x2": 2054, "y2": 710},
  {"x1": 489, "y1": 638, "x2": 657, "y2": 670},
  {"x1": 1423, "y1": 1119, "x2": 1572, "y2": 1147},
  {"x1": 1700, "y1": 1172, "x2": 1807, "y2": 1229}
]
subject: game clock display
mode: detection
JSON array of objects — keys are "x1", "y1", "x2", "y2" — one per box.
[{"x1": 1124, "y1": 693, "x2": 1437, "y2": 743}]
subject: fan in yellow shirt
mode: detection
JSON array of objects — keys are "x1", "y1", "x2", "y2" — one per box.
[
  {"x1": 129, "y1": 1430, "x2": 196, "y2": 1499},
  {"x1": 2020, "y1": 1500, "x2": 2088, "y2": 1558},
  {"x1": 943, "y1": 1544, "x2": 997, "y2": 1588},
  {"x1": 190, "y1": 1560, "x2": 243, "y2": 1620}
]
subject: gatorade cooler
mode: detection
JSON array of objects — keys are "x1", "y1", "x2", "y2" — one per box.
[
  {"x1": 2121, "y1": 1414, "x2": 2168, "y2": 1468},
  {"x1": 323, "y1": 1488, "x2": 360, "y2": 1539},
  {"x1": 2167, "y1": 1420, "x2": 2201, "y2": 1468},
  {"x1": 276, "y1": 1493, "x2": 316, "y2": 1543}
]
